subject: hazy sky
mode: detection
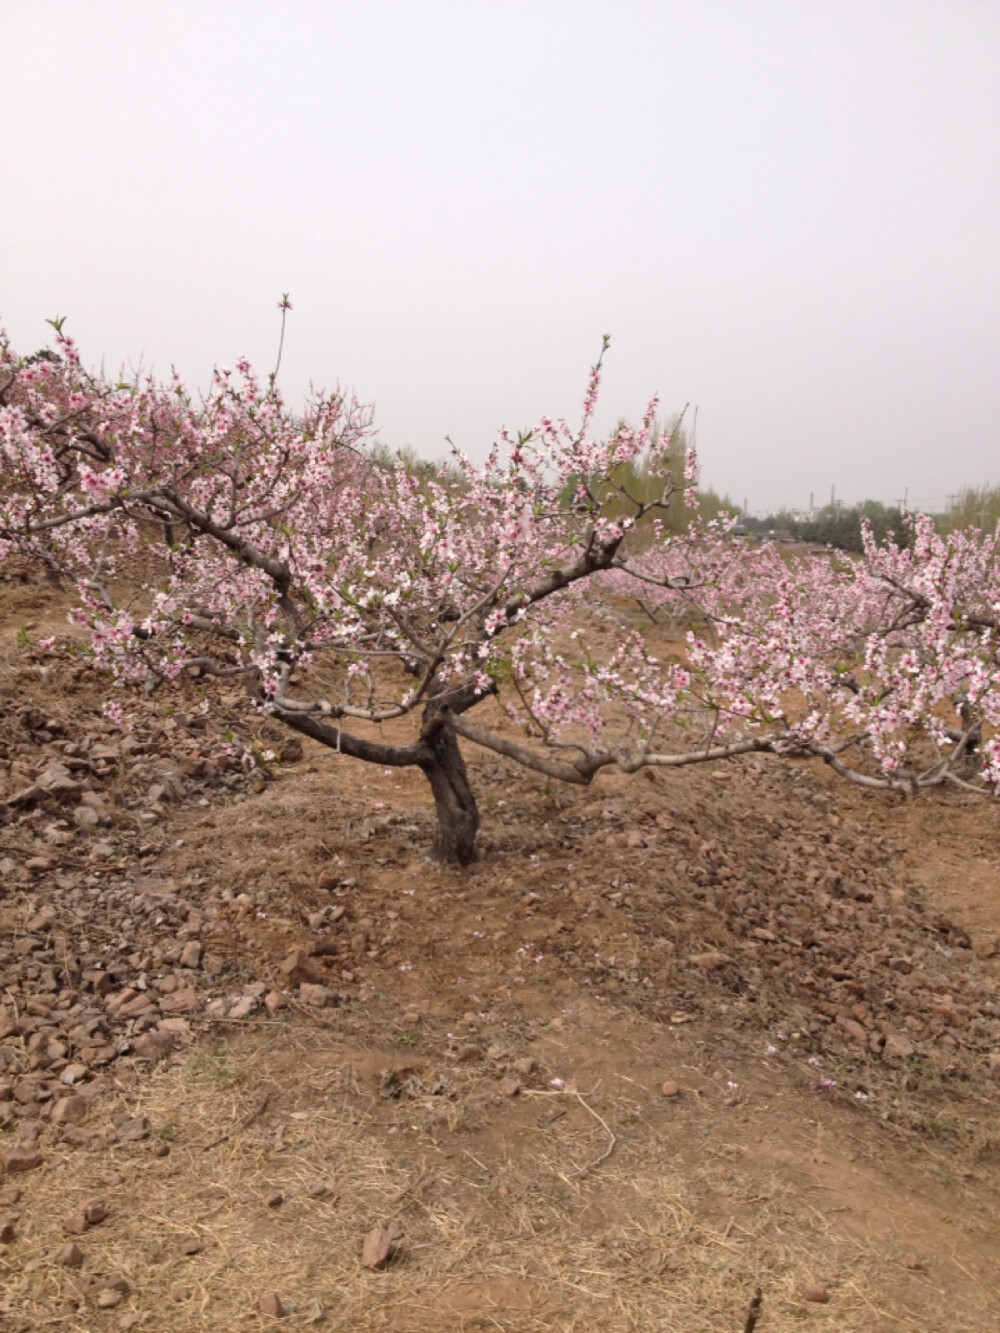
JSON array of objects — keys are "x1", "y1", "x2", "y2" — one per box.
[{"x1": 3, "y1": 2, "x2": 998, "y2": 514}]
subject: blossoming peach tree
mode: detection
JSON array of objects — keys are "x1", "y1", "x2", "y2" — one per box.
[{"x1": 1, "y1": 321, "x2": 998, "y2": 864}]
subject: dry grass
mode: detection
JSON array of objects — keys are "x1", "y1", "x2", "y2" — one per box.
[{"x1": 3, "y1": 1024, "x2": 997, "y2": 1333}]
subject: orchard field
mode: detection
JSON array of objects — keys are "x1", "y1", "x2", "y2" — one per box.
[{"x1": 1, "y1": 332, "x2": 1000, "y2": 1330}]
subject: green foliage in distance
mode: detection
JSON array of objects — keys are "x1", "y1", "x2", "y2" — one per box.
[
  {"x1": 744, "y1": 500, "x2": 908, "y2": 552},
  {"x1": 941, "y1": 485, "x2": 1000, "y2": 536}
]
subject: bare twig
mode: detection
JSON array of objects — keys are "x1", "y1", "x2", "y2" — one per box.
[
  {"x1": 201, "y1": 1091, "x2": 271, "y2": 1151},
  {"x1": 572, "y1": 1091, "x2": 617, "y2": 1177},
  {"x1": 744, "y1": 1286, "x2": 763, "y2": 1333},
  {"x1": 521, "y1": 1088, "x2": 617, "y2": 1176}
]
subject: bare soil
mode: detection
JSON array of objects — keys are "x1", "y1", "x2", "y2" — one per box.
[{"x1": 1, "y1": 571, "x2": 999, "y2": 1331}]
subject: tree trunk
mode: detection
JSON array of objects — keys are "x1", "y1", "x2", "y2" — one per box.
[{"x1": 419, "y1": 723, "x2": 480, "y2": 865}]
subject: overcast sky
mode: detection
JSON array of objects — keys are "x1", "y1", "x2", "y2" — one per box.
[{"x1": 3, "y1": 2, "x2": 998, "y2": 515}]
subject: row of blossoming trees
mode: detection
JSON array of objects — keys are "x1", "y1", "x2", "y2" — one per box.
[{"x1": 1, "y1": 325, "x2": 998, "y2": 863}]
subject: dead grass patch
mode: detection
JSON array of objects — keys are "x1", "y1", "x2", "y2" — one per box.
[{"x1": 3, "y1": 1026, "x2": 997, "y2": 1332}]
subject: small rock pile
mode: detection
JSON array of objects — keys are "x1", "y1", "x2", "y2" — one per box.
[{"x1": 561, "y1": 786, "x2": 1000, "y2": 1078}]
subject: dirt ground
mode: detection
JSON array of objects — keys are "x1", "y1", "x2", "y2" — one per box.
[{"x1": 1, "y1": 572, "x2": 999, "y2": 1332}]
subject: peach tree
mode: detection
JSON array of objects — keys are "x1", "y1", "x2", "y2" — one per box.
[{"x1": 2, "y1": 322, "x2": 998, "y2": 863}]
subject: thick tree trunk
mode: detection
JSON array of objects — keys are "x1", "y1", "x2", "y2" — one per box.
[
  {"x1": 276, "y1": 681, "x2": 482, "y2": 865},
  {"x1": 419, "y1": 723, "x2": 480, "y2": 865}
]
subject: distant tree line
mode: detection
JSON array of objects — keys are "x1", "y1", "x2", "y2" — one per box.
[
  {"x1": 743, "y1": 501, "x2": 908, "y2": 552},
  {"x1": 366, "y1": 427, "x2": 999, "y2": 551},
  {"x1": 941, "y1": 485, "x2": 1000, "y2": 535},
  {"x1": 560, "y1": 413, "x2": 736, "y2": 538}
]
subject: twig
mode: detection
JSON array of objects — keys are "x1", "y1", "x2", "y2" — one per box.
[
  {"x1": 572, "y1": 1091, "x2": 617, "y2": 1176},
  {"x1": 201, "y1": 1091, "x2": 271, "y2": 1151},
  {"x1": 388, "y1": 1164, "x2": 431, "y2": 1217},
  {"x1": 743, "y1": 1286, "x2": 763, "y2": 1333},
  {"x1": 521, "y1": 1087, "x2": 617, "y2": 1172},
  {"x1": 198, "y1": 1017, "x2": 287, "y2": 1027}
]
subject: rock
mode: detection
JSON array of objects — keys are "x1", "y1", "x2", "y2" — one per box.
[
  {"x1": 883, "y1": 1031, "x2": 916, "y2": 1059},
  {"x1": 181, "y1": 1238, "x2": 203, "y2": 1255},
  {"x1": 361, "y1": 1223, "x2": 401, "y2": 1271},
  {"x1": 159, "y1": 988, "x2": 200, "y2": 1015},
  {"x1": 264, "y1": 990, "x2": 287, "y2": 1013},
  {"x1": 117, "y1": 1116, "x2": 151, "y2": 1142},
  {"x1": 73, "y1": 805, "x2": 100, "y2": 829},
  {"x1": 132, "y1": 1030, "x2": 177, "y2": 1060},
  {"x1": 84, "y1": 1199, "x2": 107, "y2": 1225},
  {"x1": 26, "y1": 907, "x2": 56, "y2": 933},
  {"x1": 83, "y1": 968, "x2": 115, "y2": 996},
  {"x1": 62, "y1": 1127, "x2": 97, "y2": 1147},
  {"x1": 266, "y1": 1191, "x2": 284, "y2": 1208},
  {"x1": 81, "y1": 1042, "x2": 117, "y2": 1067},
  {"x1": 279, "y1": 949, "x2": 326, "y2": 988},
  {"x1": 171, "y1": 1286, "x2": 192, "y2": 1301},
  {"x1": 17, "y1": 1120, "x2": 42, "y2": 1144},
  {"x1": 61, "y1": 1064, "x2": 89, "y2": 1086},
  {"x1": 179, "y1": 941, "x2": 202, "y2": 969},
  {"x1": 0, "y1": 1216, "x2": 17, "y2": 1244},
  {"x1": 454, "y1": 1043, "x2": 482, "y2": 1063},
  {"x1": 310, "y1": 938, "x2": 340, "y2": 959},
  {"x1": 0, "y1": 1187, "x2": 22, "y2": 1208},
  {"x1": 802, "y1": 1284, "x2": 830, "y2": 1304},
  {"x1": 688, "y1": 951, "x2": 731, "y2": 970},
  {"x1": 37, "y1": 766, "x2": 81, "y2": 801},
  {"x1": 300, "y1": 1297, "x2": 324, "y2": 1323},
  {"x1": 401, "y1": 1010, "x2": 420, "y2": 1026},
  {"x1": 51, "y1": 1095, "x2": 89, "y2": 1126},
  {"x1": 55, "y1": 1242, "x2": 84, "y2": 1267},
  {"x1": 260, "y1": 1292, "x2": 288, "y2": 1317},
  {"x1": 3, "y1": 1147, "x2": 43, "y2": 1172},
  {"x1": 298, "y1": 983, "x2": 329, "y2": 1007},
  {"x1": 62, "y1": 1215, "x2": 89, "y2": 1235},
  {"x1": 498, "y1": 1078, "x2": 520, "y2": 1097},
  {"x1": 835, "y1": 1014, "x2": 868, "y2": 1044},
  {"x1": 306, "y1": 1180, "x2": 333, "y2": 1199},
  {"x1": 96, "y1": 1289, "x2": 123, "y2": 1309},
  {"x1": 661, "y1": 1081, "x2": 681, "y2": 1098},
  {"x1": 987, "y1": 1052, "x2": 1000, "y2": 1078},
  {"x1": 118, "y1": 1316, "x2": 142, "y2": 1332},
  {"x1": 157, "y1": 1017, "x2": 191, "y2": 1035},
  {"x1": 227, "y1": 995, "x2": 259, "y2": 1020},
  {"x1": 513, "y1": 1056, "x2": 536, "y2": 1078}
]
